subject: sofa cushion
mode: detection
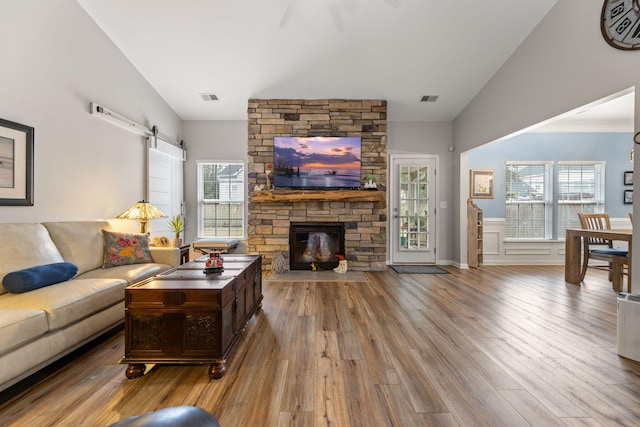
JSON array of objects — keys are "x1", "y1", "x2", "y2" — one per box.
[
  {"x1": 77, "y1": 263, "x2": 170, "y2": 284},
  {"x1": 0, "y1": 309, "x2": 48, "y2": 354},
  {"x1": 0, "y1": 278, "x2": 127, "y2": 331},
  {"x1": 103, "y1": 230, "x2": 153, "y2": 268},
  {"x1": 3, "y1": 262, "x2": 78, "y2": 294},
  {"x1": 0, "y1": 223, "x2": 65, "y2": 295},
  {"x1": 43, "y1": 221, "x2": 112, "y2": 275}
]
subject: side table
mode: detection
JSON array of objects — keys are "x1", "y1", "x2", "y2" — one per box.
[{"x1": 179, "y1": 244, "x2": 190, "y2": 265}]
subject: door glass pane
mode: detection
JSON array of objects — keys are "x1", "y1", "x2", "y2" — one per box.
[{"x1": 398, "y1": 165, "x2": 430, "y2": 250}]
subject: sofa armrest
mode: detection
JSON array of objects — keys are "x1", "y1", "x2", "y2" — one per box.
[{"x1": 149, "y1": 247, "x2": 181, "y2": 267}]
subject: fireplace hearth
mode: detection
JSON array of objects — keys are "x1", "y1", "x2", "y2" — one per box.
[{"x1": 289, "y1": 222, "x2": 345, "y2": 271}]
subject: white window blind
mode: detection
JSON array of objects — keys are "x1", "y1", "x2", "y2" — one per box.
[
  {"x1": 557, "y1": 162, "x2": 605, "y2": 238},
  {"x1": 505, "y1": 162, "x2": 553, "y2": 239},
  {"x1": 197, "y1": 162, "x2": 245, "y2": 238}
]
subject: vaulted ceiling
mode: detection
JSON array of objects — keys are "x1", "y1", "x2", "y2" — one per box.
[{"x1": 76, "y1": 0, "x2": 562, "y2": 122}]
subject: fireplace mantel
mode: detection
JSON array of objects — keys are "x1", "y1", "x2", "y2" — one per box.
[{"x1": 250, "y1": 189, "x2": 385, "y2": 203}]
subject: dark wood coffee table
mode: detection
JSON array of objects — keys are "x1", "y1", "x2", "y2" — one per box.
[{"x1": 121, "y1": 254, "x2": 262, "y2": 380}]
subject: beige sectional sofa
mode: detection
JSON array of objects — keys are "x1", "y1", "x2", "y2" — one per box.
[{"x1": 0, "y1": 221, "x2": 180, "y2": 392}]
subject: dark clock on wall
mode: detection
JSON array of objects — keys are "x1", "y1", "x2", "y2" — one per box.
[{"x1": 602, "y1": 0, "x2": 640, "y2": 50}]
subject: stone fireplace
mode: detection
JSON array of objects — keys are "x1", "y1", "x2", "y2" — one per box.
[
  {"x1": 247, "y1": 99, "x2": 387, "y2": 272},
  {"x1": 289, "y1": 222, "x2": 345, "y2": 271}
]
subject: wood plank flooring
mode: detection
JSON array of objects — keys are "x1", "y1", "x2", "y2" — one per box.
[{"x1": 2, "y1": 266, "x2": 640, "y2": 426}]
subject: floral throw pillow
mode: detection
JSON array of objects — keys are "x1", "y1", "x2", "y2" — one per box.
[{"x1": 102, "y1": 230, "x2": 153, "y2": 268}]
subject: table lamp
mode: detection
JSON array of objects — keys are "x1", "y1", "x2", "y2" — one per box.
[{"x1": 116, "y1": 200, "x2": 167, "y2": 233}]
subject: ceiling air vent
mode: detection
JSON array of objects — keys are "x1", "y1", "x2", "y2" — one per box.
[
  {"x1": 200, "y1": 93, "x2": 219, "y2": 101},
  {"x1": 420, "y1": 95, "x2": 439, "y2": 102}
]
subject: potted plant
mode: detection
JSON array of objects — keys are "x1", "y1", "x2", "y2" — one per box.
[
  {"x1": 363, "y1": 174, "x2": 378, "y2": 190},
  {"x1": 167, "y1": 214, "x2": 186, "y2": 247}
]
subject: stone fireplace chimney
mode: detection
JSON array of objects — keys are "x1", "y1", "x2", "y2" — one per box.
[{"x1": 247, "y1": 99, "x2": 387, "y2": 272}]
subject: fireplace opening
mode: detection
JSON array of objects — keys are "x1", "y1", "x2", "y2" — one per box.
[{"x1": 289, "y1": 222, "x2": 345, "y2": 270}]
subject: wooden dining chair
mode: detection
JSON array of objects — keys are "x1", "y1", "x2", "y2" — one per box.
[{"x1": 577, "y1": 213, "x2": 629, "y2": 289}]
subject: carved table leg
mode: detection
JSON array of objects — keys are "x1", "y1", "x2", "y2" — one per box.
[
  {"x1": 209, "y1": 360, "x2": 226, "y2": 380},
  {"x1": 125, "y1": 364, "x2": 146, "y2": 379}
]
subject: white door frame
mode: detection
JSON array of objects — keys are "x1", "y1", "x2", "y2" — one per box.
[{"x1": 389, "y1": 154, "x2": 440, "y2": 265}]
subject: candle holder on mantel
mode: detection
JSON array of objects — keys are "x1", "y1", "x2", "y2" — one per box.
[{"x1": 265, "y1": 164, "x2": 273, "y2": 195}]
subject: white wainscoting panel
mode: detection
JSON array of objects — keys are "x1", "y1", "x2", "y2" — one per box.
[{"x1": 481, "y1": 217, "x2": 631, "y2": 265}]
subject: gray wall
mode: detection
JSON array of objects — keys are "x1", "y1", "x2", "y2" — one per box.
[
  {"x1": 182, "y1": 120, "x2": 456, "y2": 264},
  {"x1": 182, "y1": 120, "x2": 248, "y2": 245},
  {"x1": 0, "y1": 0, "x2": 181, "y2": 225},
  {"x1": 388, "y1": 121, "x2": 454, "y2": 263}
]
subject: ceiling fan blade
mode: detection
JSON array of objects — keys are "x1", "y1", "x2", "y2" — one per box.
[
  {"x1": 279, "y1": 0, "x2": 299, "y2": 28},
  {"x1": 383, "y1": 0, "x2": 403, "y2": 8},
  {"x1": 328, "y1": 0, "x2": 345, "y2": 31}
]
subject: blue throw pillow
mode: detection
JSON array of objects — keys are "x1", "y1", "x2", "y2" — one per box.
[{"x1": 2, "y1": 262, "x2": 78, "y2": 294}]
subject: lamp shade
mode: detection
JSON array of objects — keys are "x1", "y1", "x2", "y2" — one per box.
[{"x1": 116, "y1": 200, "x2": 167, "y2": 233}]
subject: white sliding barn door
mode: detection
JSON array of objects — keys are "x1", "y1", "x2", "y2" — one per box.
[{"x1": 147, "y1": 136, "x2": 185, "y2": 237}]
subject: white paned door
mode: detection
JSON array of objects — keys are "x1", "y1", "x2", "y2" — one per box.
[{"x1": 390, "y1": 155, "x2": 437, "y2": 264}]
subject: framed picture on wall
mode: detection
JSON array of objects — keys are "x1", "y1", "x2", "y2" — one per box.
[
  {"x1": 0, "y1": 118, "x2": 34, "y2": 206},
  {"x1": 624, "y1": 171, "x2": 633, "y2": 186},
  {"x1": 624, "y1": 190, "x2": 633, "y2": 205},
  {"x1": 470, "y1": 169, "x2": 494, "y2": 199}
]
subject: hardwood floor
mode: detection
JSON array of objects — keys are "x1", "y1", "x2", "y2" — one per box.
[{"x1": 2, "y1": 266, "x2": 640, "y2": 426}]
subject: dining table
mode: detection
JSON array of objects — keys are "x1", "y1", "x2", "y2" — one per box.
[{"x1": 564, "y1": 228, "x2": 632, "y2": 292}]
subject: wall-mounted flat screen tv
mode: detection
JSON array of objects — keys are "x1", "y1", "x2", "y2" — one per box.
[{"x1": 273, "y1": 136, "x2": 362, "y2": 189}]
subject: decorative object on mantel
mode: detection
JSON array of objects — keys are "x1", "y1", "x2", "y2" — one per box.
[
  {"x1": 271, "y1": 252, "x2": 289, "y2": 273},
  {"x1": 116, "y1": 200, "x2": 167, "y2": 234},
  {"x1": 333, "y1": 254, "x2": 348, "y2": 273},
  {"x1": 363, "y1": 174, "x2": 378, "y2": 190},
  {"x1": 265, "y1": 163, "x2": 273, "y2": 195}
]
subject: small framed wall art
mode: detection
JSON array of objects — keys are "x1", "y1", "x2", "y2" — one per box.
[
  {"x1": 624, "y1": 190, "x2": 634, "y2": 205},
  {"x1": 470, "y1": 169, "x2": 494, "y2": 199},
  {"x1": 624, "y1": 171, "x2": 633, "y2": 186},
  {"x1": 0, "y1": 118, "x2": 34, "y2": 206}
]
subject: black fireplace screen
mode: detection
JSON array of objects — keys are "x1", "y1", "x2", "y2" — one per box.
[{"x1": 289, "y1": 222, "x2": 345, "y2": 270}]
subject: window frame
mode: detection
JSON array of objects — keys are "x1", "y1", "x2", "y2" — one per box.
[
  {"x1": 504, "y1": 160, "x2": 606, "y2": 241},
  {"x1": 505, "y1": 161, "x2": 554, "y2": 239},
  {"x1": 556, "y1": 161, "x2": 606, "y2": 239},
  {"x1": 196, "y1": 160, "x2": 246, "y2": 239}
]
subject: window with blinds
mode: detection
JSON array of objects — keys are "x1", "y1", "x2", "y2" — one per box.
[
  {"x1": 197, "y1": 162, "x2": 245, "y2": 238},
  {"x1": 557, "y1": 162, "x2": 605, "y2": 239},
  {"x1": 505, "y1": 162, "x2": 553, "y2": 239}
]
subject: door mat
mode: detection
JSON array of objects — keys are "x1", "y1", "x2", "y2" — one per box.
[{"x1": 390, "y1": 265, "x2": 449, "y2": 274}]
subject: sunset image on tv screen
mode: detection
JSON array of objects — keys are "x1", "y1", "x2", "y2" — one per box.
[{"x1": 273, "y1": 136, "x2": 361, "y2": 189}]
